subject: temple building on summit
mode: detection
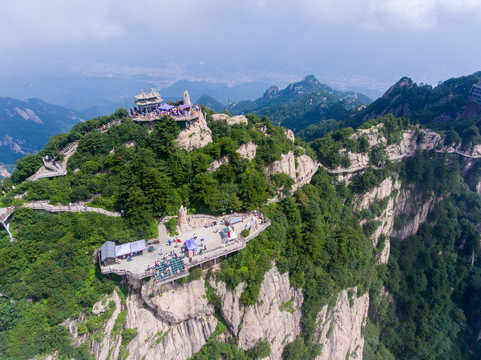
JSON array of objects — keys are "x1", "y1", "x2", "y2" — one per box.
[
  {"x1": 129, "y1": 89, "x2": 201, "y2": 128},
  {"x1": 134, "y1": 88, "x2": 163, "y2": 109}
]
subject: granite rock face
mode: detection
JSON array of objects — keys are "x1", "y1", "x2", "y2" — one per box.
[
  {"x1": 315, "y1": 288, "x2": 369, "y2": 360},
  {"x1": 175, "y1": 112, "x2": 213, "y2": 151},
  {"x1": 211, "y1": 266, "x2": 303, "y2": 359}
]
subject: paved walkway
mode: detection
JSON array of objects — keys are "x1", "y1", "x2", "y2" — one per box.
[
  {"x1": 27, "y1": 141, "x2": 79, "y2": 181},
  {"x1": 22, "y1": 202, "x2": 121, "y2": 216}
]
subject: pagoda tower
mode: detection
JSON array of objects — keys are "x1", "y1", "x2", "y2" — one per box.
[{"x1": 134, "y1": 88, "x2": 163, "y2": 109}]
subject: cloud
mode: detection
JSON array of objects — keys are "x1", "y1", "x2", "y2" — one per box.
[
  {"x1": 298, "y1": 0, "x2": 481, "y2": 31},
  {"x1": 0, "y1": 0, "x2": 122, "y2": 51},
  {"x1": 0, "y1": 0, "x2": 480, "y2": 89}
]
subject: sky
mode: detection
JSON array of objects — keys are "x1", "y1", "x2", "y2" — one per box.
[{"x1": 1, "y1": 0, "x2": 481, "y2": 99}]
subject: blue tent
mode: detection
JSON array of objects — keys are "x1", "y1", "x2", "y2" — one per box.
[
  {"x1": 185, "y1": 239, "x2": 198, "y2": 251},
  {"x1": 158, "y1": 103, "x2": 174, "y2": 111}
]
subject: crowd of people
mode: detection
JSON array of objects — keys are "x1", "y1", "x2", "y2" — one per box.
[
  {"x1": 152, "y1": 257, "x2": 186, "y2": 280},
  {"x1": 129, "y1": 104, "x2": 201, "y2": 119}
]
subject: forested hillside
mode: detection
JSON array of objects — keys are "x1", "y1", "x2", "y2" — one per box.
[{"x1": 2, "y1": 72, "x2": 481, "y2": 359}]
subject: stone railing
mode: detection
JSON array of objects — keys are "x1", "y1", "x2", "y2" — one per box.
[{"x1": 189, "y1": 214, "x2": 218, "y2": 220}]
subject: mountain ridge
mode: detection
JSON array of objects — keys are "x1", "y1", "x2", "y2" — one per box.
[
  {"x1": 226, "y1": 75, "x2": 372, "y2": 132},
  {"x1": 0, "y1": 97, "x2": 82, "y2": 166}
]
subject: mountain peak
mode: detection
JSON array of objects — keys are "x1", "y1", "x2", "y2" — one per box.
[
  {"x1": 303, "y1": 74, "x2": 319, "y2": 83},
  {"x1": 262, "y1": 85, "x2": 280, "y2": 100},
  {"x1": 383, "y1": 77, "x2": 414, "y2": 99}
]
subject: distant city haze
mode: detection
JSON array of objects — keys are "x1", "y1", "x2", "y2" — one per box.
[{"x1": 1, "y1": 0, "x2": 480, "y2": 110}]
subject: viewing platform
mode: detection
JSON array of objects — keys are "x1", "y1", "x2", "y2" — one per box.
[
  {"x1": 99, "y1": 212, "x2": 270, "y2": 284},
  {"x1": 130, "y1": 112, "x2": 200, "y2": 123}
]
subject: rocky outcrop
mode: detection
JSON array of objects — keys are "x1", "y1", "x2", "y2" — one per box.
[
  {"x1": 175, "y1": 112, "x2": 213, "y2": 151},
  {"x1": 208, "y1": 155, "x2": 230, "y2": 172},
  {"x1": 338, "y1": 126, "x2": 441, "y2": 174},
  {"x1": 386, "y1": 129, "x2": 440, "y2": 161},
  {"x1": 315, "y1": 288, "x2": 369, "y2": 360},
  {"x1": 237, "y1": 142, "x2": 257, "y2": 161},
  {"x1": 211, "y1": 265, "x2": 303, "y2": 359},
  {"x1": 208, "y1": 143, "x2": 258, "y2": 172},
  {"x1": 211, "y1": 113, "x2": 248, "y2": 126},
  {"x1": 268, "y1": 152, "x2": 297, "y2": 179},
  {"x1": 0, "y1": 165, "x2": 10, "y2": 178},
  {"x1": 267, "y1": 152, "x2": 317, "y2": 182},
  {"x1": 122, "y1": 140, "x2": 137, "y2": 148},
  {"x1": 267, "y1": 151, "x2": 319, "y2": 196},
  {"x1": 285, "y1": 129, "x2": 295, "y2": 143}
]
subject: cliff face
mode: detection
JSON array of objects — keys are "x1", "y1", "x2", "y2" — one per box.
[
  {"x1": 315, "y1": 288, "x2": 369, "y2": 360},
  {"x1": 68, "y1": 265, "x2": 371, "y2": 360},
  {"x1": 266, "y1": 151, "x2": 319, "y2": 192},
  {"x1": 340, "y1": 125, "x2": 441, "y2": 173},
  {"x1": 211, "y1": 266, "x2": 303, "y2": 359},
  {"x1": 356, "y1": 177, "x2": 401, "y2": 264},
  {"x1": 66, "y1": 279, "x2": 218, "y2": 360},
  {"x1": 211, "y1": 113, "x2": 248, "y2": 126},
  {"x1": 391, "y1": 187, "x2": 438, "y2": 240},
  {"x1": 208, "y1": 142, "x2": 258, "y2": 172},
  {"x1": 175, "y1": 112, "x2": 213, "y2": 151}
]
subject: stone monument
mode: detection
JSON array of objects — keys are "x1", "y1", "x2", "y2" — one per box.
[
  {"x1": 178, "y1": 205, "x2": 190, "y2": 233},
  {"x1": 183, "y1": 90, "x2": 191, "y2": 106}
]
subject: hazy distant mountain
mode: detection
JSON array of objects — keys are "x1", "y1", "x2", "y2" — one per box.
[
  {"x1": 196, "y1": 95, "x2": 225, "y2": 112},
  {"x1": 0, "y1": 74, "x2": 271, "y2": 118},
  {"x1": 227, "y1": 75, "x2": 372, "y2": 132},
  {"x1": 0, "y1": 97, "x2": 82, "y2": 166}
]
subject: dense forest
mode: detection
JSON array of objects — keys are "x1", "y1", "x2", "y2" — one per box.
[{"x1": 1, "y1": 72, "x2": 481, "y2": 359}]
